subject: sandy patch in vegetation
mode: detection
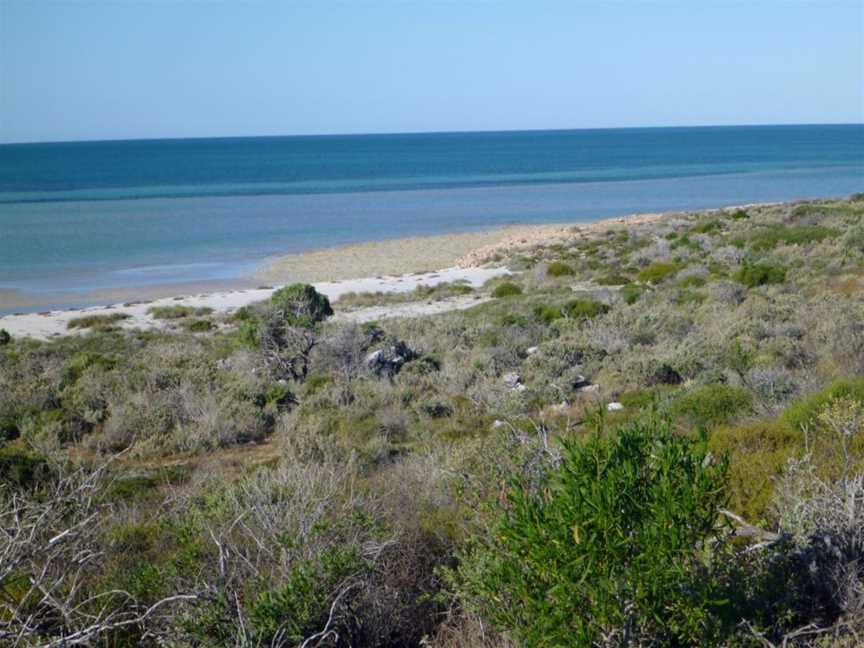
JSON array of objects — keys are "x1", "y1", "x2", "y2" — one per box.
[
  {"x1": 0, "y1": 266, "x2": 508, "y2": 340},
  {"x1": 257, "y1": 229, "x2": 520, "y2": 283}
]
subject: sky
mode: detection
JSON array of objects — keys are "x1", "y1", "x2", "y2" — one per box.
[{"x1": 1, "y1": 0, "x2": 862, "y2": 143}]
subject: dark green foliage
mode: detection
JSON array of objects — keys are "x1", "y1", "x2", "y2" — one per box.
[
  {"x1": 729, "y1": 209, "x2": 749, "y2": 220},
  {"x1": 0, "y1": 444, "x2": 51, "y2": 487},
  {"x1": 183, "y1": 319, "x2": 214, "y2": 332},
  {"x1": 734, "y1": 261, "x2": 786, "y2": 288},
  {"x1": 546, "y1": 261, "x2": 575, "y2": 277},
  {"x1": 0, "y1": 329, "x2": 10, "y2": 346},
  {"x1": 250, "y1": 548, "x2": 364, "y2": 645},
  {"x1": 620, "y1": 282, "x2": 643, "y2": 304},
  {"x1": 533, "y1": 299, "x2": 608, "y2": 324},
  {"x1": 670, "y1": 384, "x2": 753, "y2": 428},
  {"x1": 269, "y1": 283, "x2": 333, "y2": 328},
  {"x1": 456, "y1": 414, "x2": 730, "y2": 646},
  {"x1": 637, "y1": 261, "x2": 679, "y2": 284},
  {"x1": 491, "y1": 281, "x2": 523, "y2": 298}
]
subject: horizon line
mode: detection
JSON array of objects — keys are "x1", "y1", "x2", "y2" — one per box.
[{"x1": 2, "y1": 120, "x2": 862, "y2": 147}]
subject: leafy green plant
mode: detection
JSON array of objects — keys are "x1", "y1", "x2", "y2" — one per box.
[
  {"x1": 491, "y1": 282, "x2": 523, "y2": 298},
  {"x1": 637, "y1": 261, "x2": 679, "y2": 284},
  {"x1": 620, "y1": 282, "x2": 643, "y2": 304},
  {"x1": 455, "y1": 414, "x2": 730, "y2": 646},
  {"x1": 546, "y1": 261, "x2": 575, "y2": 277},
  {"x1": 0, "y1": 329, "x2": 10, "y2": 346},
  {"x1": 183, "y1": 319, "x2": 214, "y2": 333},
  {"x1": 734, "y1": 261, "x2": 786, "y2": 288},
  {"x1": 670, "y1": 384, "x2": 753, "y2": 428},
  {"x1": 270, "y1": 284, "x2": 333, "y2": 328}
]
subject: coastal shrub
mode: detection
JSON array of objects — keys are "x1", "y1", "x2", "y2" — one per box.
[
  {"x1": 455, "y1": 413, "x2": 730, "y2": 646},
  {"x1": 678, "y1": 274, "x2": 707, "y2": 288},
  {"x1": 67, "y1": 313, "x2": 131, "y2": 330},
  {"x1": 709, "y1": 419, "x2": 801, "y2": 521},
  {"x1": 183, "y1": 319, "x2": 214, "y2": 333},
  {"x1": 491, "y1": 282, "x2": 522, "y2": 298},
  {"x1": 728, "y1": 209, "x2": 749, "y2": 220},
  {"x1": 747, "y1": 224, "x2": 838, "y2": 251},
  {"x1": 594, "y1": 272, "x2": 630, "y2": 286},
  {"x1": 669, "y1": 384, "x2": 753, "y2": 428},
  {"x1": 620, "y1": 282, "x2": 643, "y2": 304},
  {"x1": 269, "y1": 283, "x2": 333, "y2": 328},
  {"x1": 0, "y1": 443, "x2": 51, "y2": 488},
  {"x1": 0, "y1": 329, "x2": 10, "y2": 346},
  {"x1": 690, "y1": 219, "x2": 723, "y2": 234},
  {"x1": 782, "y1": 377, "x2": 864, "y2": 432},
  {"x1": 637, "y1": 261, "x2": 678, "y2": 284},
  {"x1": 563, "y1": 298, "x2": 609, "y2": 320},
  {"x1": 147, "y1": 305, "x2": 213, "y2": 319},
  {"x1": 546, "y1": 261, "x2": 574, "y2": 277},
  {"x1": 734, "y1": 261, "x2": 786, "y2": 288}
]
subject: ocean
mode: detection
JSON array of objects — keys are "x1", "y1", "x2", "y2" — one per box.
[{"x1": 1, "y1": 124, "x2": 862, "y2": 300}]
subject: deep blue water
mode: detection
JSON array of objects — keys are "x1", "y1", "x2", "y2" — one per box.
[{"x1": 0, "y1": 124, "x2": 862, "y2": 298}]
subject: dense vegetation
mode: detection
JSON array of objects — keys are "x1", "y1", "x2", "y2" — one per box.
[{"x1": 1, "y1": 196, "x2": 864, "y2": 646}]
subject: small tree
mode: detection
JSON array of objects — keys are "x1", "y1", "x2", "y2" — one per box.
[
  {"x1": 456, "y1": 414, "x2": 730, "y2": 646},
  {"x1": 270, "y1": 284, "x2": 333, "y2": 328}
]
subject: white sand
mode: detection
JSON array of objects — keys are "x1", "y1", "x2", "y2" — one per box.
[{"x1": 0, "y1": 267, "x2": 509, "y2": 341}]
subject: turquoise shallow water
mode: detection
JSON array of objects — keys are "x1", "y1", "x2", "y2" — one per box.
[{"x1": 0, "y1": 125, "x2": 862, "y2": 299}]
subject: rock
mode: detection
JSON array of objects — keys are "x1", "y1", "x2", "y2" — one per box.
[
  {"x1": 365, "y1": 341, "x2": 417, "y2": 377},
  {"x1": 502, "y1": 372, "x2": 522, "y2": 389},
  {"x1": 578, "y1": 384, "x2": 600, "y2": 394},
  {"x1": 491, "y1": 419, "x2": 507, "y2": 430},
  {"x1": 525, "y1": 346, "x2": 539, "y2": 355},
  {"x1": 571, "y1": 375, "x2": 591, "y2": 390},
  {"x1": 607, "y1": 402, "x2": 624, "y2": 412}
]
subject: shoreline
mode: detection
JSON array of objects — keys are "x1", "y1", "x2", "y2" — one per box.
[{"x1": 0, "y1": 199, "x2": 785, "y2": 336}]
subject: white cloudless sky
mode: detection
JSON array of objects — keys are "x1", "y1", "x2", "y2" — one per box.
[{"x1": 1, "y1": 0, "x2": 862, "y2": 143}]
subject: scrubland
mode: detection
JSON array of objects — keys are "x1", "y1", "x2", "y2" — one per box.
[{"x1": 2, "y1": 196, "x2": 864, "y2": 646}]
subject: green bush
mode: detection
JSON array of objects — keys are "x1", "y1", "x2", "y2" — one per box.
[
  {"x1": 747, "y1": 225, "x2": 838, "y2": 251},
  {"x1": 183, "y1": 319, "x2": 214, "y2": 333},
  {"x1": 734, "y1": 262, "x2": 786, "y2": 288},
  {"x1": 67, "y1": 313, "x2": 131, "y2": 330},
  {"x1": 456, "y1": 414, "x2": 730, "y2": 646},
  {"x1": 0, "y1": 329, "x2": 10, "y2": 346},
  {"x1": 147, "y1": 305, "x2": 213, "y2": 319},
  {"x1": 563, "y1": 298, "x2": 609, "y2": 319},
  {"x1": 728, "y1": 209, "x2": 749, "y2": 220},
  {"x1": 594, "y1": 272, "x2": 630, "y2": 286},
  {"x1": 637, "y1": 261, "x2": 679, "y2": 284},
  {"x1": 709, "y1": 420, "x2": 801, "y2": 521},
  {"x1": 0, "y1": 444, "x2": 51, "y2": 487},
  {"x1": 270, "y1": 284, "x2": 333, "y2": 328},
  {"x1": 690, "y1": 219, "x2": 723, "y2": 234},
  {"x1": 669, "y1": 384, "x2": 753, "y2": 428},
  {"x1": 546, "y1": 261, "x2": 575, "y2": 277},
  {"x1": 620, "y1": 282, "x2": 643, "y2": 304},
  {"x1": 491, "y1": 282, "x2": 523, "y2": 298},
  {"x1": 782, "y1": 377, "x2": 864, "y2": 431}
]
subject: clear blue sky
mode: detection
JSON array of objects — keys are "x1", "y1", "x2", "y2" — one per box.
[{"x1": 1, "y1": 0, "x2": 862, "y2": 143}]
